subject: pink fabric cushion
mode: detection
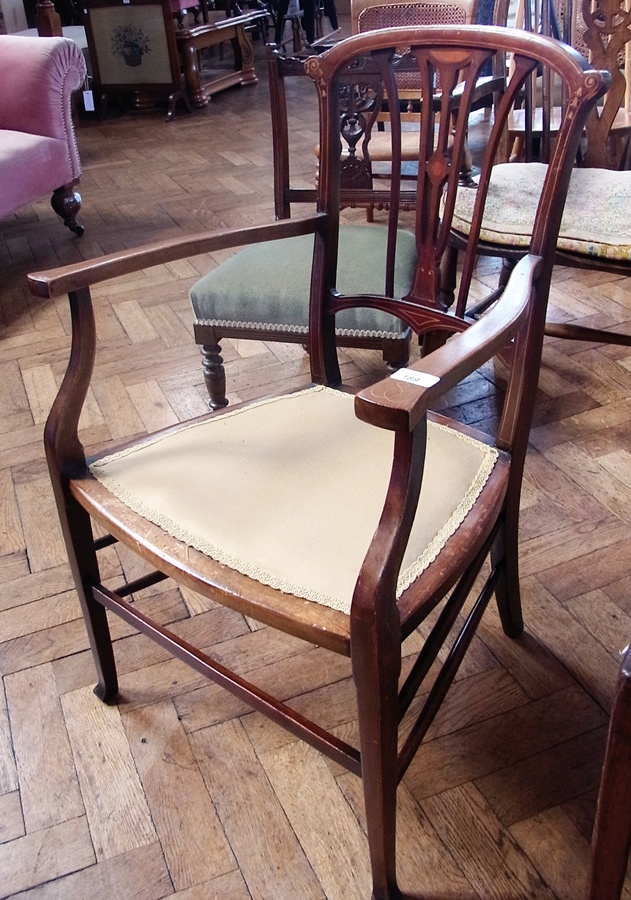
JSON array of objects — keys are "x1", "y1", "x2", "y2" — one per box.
[
  {"x1": 0, "y1": 131, "x2": 72, "y2": 218},
  {"x1": 0, "y1": 35, "x2": 85, "y2": 219},
  {"x1": 0, "y1": 36, "x2": 85, "y2": 145}
]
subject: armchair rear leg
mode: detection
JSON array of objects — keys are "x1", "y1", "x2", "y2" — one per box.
[
  {"x1": 201, "y1": 342, "x2": 229, "y2": 409},
  {"x1": 51, "y1": 184, "x2": 84, "y2": 236},
  {"x1": 492, "y1": 508, "x2": 524, "y2": 639}
]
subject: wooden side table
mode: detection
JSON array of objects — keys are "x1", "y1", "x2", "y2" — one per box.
[{"x1": 176, "y1": 12, "x2": 265, "y2": 109}]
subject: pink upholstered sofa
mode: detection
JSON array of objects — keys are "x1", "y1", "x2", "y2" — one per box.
[{"x1": 0, "y1": 35, "x2": 86, "y2": 235}]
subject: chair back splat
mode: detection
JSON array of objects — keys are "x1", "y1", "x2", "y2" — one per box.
[{"x1": 28, "y1": 27, "x2": 606, "y2": 900}]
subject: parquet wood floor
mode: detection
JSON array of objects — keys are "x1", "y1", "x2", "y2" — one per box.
[{"x1": 2, "y1": 23, "x2": 631, "y2": 898}]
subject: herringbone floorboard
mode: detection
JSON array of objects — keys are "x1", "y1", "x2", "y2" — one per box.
[{"x1": 2, "y1": 20, "x2": 631, "y2": 898}]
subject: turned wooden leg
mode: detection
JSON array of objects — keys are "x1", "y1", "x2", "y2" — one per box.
[
  {"x1": 51, "y1": 184, "x2": 84, "y2": 236},
  {"x1": 458, "y1": 138, "x2": 475, "y2": 187},
  {"x1": 439, "y1": 243, "x2": 459, "y2": 310},
  {"x1": 498, "y1": 257, "x2": 516, "y2": 292},
  {"x1": 201, "y1": 342, "x2": 229, "y2": 409},
  {"x1": 382, "y1": 337, "x2": 409, "y2": 371}
]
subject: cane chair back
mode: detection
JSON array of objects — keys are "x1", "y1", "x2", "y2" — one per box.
[
  {"x1": 350, "y1": 0, "x2": 509, "y2": 184},
  {"x1": 351, "y1": 0, "x2": 477, "y2": 119},
  {"x1": 29, "y1": 26, "x2": 606, "y2": 899}
]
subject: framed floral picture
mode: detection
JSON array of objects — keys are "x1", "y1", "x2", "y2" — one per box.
[{"x1": 83, "y1": 0, "x2": 181, "y2": 100}]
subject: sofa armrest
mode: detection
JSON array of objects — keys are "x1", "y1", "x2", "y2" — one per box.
[{"x1": 0, "y1": 36, "x2": 86, "y2": 155}]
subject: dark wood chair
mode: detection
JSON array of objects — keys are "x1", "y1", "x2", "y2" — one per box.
[
  {"x1": 442, "y1": 0, "x2": 631, "y2": 347},
  {"x1": 585, "y1": 640, "x2": 631, "y2": 900},
  {"x1": 28, "y1": 26, "x2": 605, "y2": 899},
  {"x1": 192, "y1": 45, "x2": 413, "y2": 409}
]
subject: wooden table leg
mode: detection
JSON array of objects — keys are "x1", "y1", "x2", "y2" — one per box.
[{"x1": 180, "y1": 41, "x2": 209, "y2": 109}]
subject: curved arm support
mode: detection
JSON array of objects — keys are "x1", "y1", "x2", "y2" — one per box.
[
  {"x1": 28, "y1": 215, "x2": 325, "y2": 298},
  {"x1": 354, "y1": 254, "x2": 542, "y2": 433},
  {"x1": 44, "y1": 286, "x2": 95, "y2": 479}
]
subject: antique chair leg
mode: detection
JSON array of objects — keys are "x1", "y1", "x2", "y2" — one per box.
[
  {"x1": 492, "y1": 500, "x2": 524, "y2": 639},
  {"x1": 353, "y1": 612, "x2": 403, "y2": 899},
  {"x1": 382, "y1": 337, "x2": 409, "y2": 370},
  {"x1": 585, "y1": 646, "x2": 631, "y2": 900},
  {"x1": 498, "y1": 257, "x2": 516, "y2": 293},
  {"x1": 201, "y1": 341, "x2": 229, "y2": 409},
  {"x1": 63, "y1": 501, "x2": 119, "y2": 701},
  {"x1": 51, "y1": 184, "x2": 84, "y2": 236},
  {"x1": 356, "y1": 684, "x2": 402, "y2": 897},
  {"x1": 439, "y1": 243, "x2": 459, "y2": 309}
]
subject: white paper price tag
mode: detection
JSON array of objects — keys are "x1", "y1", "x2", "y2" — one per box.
[
  {"x1": 390, "y1": 368, "x2": 440, "y2": 388},
  {"x1": 83, "y1": 90, "x2": 95, "y2": 112}
]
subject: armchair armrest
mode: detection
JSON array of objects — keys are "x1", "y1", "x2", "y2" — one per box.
[
  {"x1": 28, "y1": 216, "x2": 324, "y2": 299},
  {"x1": 0, "y1": 35, "x2": 85, "y2": 144},
  {"x1": 355, "y1": 254, "x2": 543, "y2": 433}
]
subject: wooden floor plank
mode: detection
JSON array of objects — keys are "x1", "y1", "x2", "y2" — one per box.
[
  {"x1": 8, "y1": 842, "x2": 173, "y2": 900},
  {"x1": 421, "y1": 784, "x2": 557, "y2": 900},
  {"x1": 0, "y1": 816, "x2": 95, "y2": 898},
  {"x1": 62, "y1": 686, "x2": 156, "y2": 861},
  {"x1": 509, "y1": 808, "x2": 592, "y2": 900},
  {"x1": 123, "y1": 699, "x2": 235, "y2": 891},
  {"x1": 5, "y1": 664, "x2": 84, "y2": 833},
  {"x1": 0, "y1": 790, "x2": 24, "y2": 844},
  {"x1": 192, "y1": 719, "x2": 324, "y2": 900},
  {"x1": 260, "y1": 740, "x2": 371, "y2": 900}
]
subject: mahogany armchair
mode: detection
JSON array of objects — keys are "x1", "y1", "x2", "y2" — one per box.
[{"x1": 29, "y1": 26, "x2": 605, "y2": 899}]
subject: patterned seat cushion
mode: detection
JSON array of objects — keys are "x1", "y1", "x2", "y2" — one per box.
[
  {"x1": 190, "y1": 225, "x2": 417, "y2": 338},
  {"x1": 451, "y1": 162, "x2": 631, "y2": 261},
  {"x1": 89, "y1": 386, "x2": 499, "y2": 615}
]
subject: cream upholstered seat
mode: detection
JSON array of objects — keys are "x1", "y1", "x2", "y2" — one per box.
[
  {"x1": 29, "y1": 26, "x2": 606, "y2": 900},
  {"x1": 88, "y1": 386, "x2": 500, "y2": 616}
]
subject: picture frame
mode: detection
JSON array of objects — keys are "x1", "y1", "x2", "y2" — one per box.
[{"x1": 82, "y1": 0, "x2": 187, "y2": 116}]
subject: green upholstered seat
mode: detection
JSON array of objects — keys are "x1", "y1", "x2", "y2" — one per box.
[{"x1": 190, "y1": 224, "x2": 417, "y2": 337}]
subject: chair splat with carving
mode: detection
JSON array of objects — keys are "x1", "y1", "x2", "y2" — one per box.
[
  {"x1": 29, "y1": 27, "x2": 605, "y2": 899},
  {"x1": 192, "y1": 45, "x2": 413, "y2": 410}
]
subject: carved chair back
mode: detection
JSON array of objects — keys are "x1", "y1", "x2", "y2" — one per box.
[
  {"x1": 513, "y1": 0, "x2": 631, "y2": 167},
  {"x1": 304, "y1": 25, "x2": 606, "y2": 374}
]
